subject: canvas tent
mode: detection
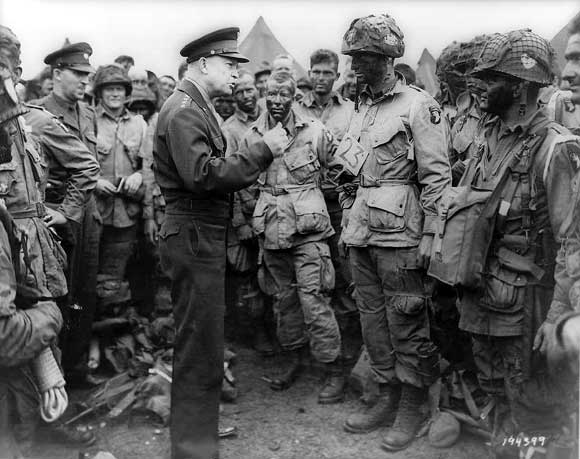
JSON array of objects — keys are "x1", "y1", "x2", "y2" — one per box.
[
  {"x1": 550, "y1": 10, "x2": 580, "y2": 77},
  {"x1": 239, "y1": 16, "x2": 307, "y2": 79},
  {"x1": 415, "y1": 48, "x2": 439, "y2": 96}
]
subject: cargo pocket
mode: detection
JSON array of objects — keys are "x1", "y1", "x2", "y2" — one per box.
[
  {"x1": 293, "y1": 198, "x2": 330, "y2": 234},
  {"x1": 367, "y1": 186, "x2": 407, "y2": 233},
  {"x1": 252, "y1": 198, "x2": 268, "y2": 235},
  {"x1": 159, "y1": 221, "x2": 199, "y2": 256},
  {"x1": 125, "y1": 201, "x2": 141, "y2": 218},
  {"x1": 452, "y1": 130, "x2": 473, "y2": 160},
  {"x1": 123, "y1": 143, "x2": 142, "y2": 170},
  {"x1": 283, "y1": 145, "x2": 320, "y2": 184},
  {"x1": 317, "y1": 244, "x2": 335, "y2": 293},
  {"x1": 483, "y1": 258, "x2": 527, "y2": 313},
  {"x1": 393, "y1": 295, "x2": 426, "y2": 316},
  {"x1": 97, "y1": 140, "x2": 112, "y2": 159},
  {"x1": 371, "y1": 117, "x2": 413, "y2": 164},
  {"x1": 0, "y1": 160, "x2": 17, "y2": 197}
]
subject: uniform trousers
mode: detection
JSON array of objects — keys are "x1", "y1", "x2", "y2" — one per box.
[
  {"x1": 57, "y1": 195, "x2": 101, "y2": 370},
  {"x1": 349, "y1": 246, "x2": 439, "y2": 388},
  {"x1": 160, "y1": 211, "x2": 227, "y2": 459},
  {"x1": 263, "y1": 241, "x2": 341, "y2": 363}
]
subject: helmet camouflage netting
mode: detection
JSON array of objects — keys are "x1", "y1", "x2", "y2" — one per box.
[
  {"x1": 341, "y1": 14, "x2": 405, "y2": 58},
  {"x1": 436, "y1": 41, "x2": 464, "y2": 78},
  {"x1": 0, "y1": 25, "x2": 21, "y2": 67},
  {"x1": 472, "y1": 29, "x2": 555, "y2": 85},
  {"x1": 93, "y1": 64, "x2": 133, "y2": 96}
]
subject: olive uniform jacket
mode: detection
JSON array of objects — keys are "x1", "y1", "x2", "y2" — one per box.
[{"x1": 153, "y1": 78, "x2": 273, "y2": 216}]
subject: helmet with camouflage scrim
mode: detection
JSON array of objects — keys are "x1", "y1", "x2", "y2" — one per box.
[
  {"x1": 436, "y1": 41, "x2": 465, "y2": 104},
  {"x1": 436, "y1": 41, "x2": 463, "y2": 80},
  {"x1": 472, "y1": 29, "x2": 555, "y2": 85},
  {"x1": 93, "y1": 64, "x2": 132, "y2": 97},
  {"x1": 455, "y1": 34, "x2": 498, "y2": 75},
  {"x1": 0, "y1": 25, "x2": 21, "y2": 67},
  {"x1": 341, "y1": 14, "x2": 404, "y2": 58}
]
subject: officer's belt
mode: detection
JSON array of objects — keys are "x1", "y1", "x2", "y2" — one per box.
[
  {"x1": 165, "y1": 198, "x2": 229, "y2": 218},
  {"x1": 259, "y1": 183, "x2": 318, "y2": 196},
  {"x1": 10, "y1": 202, "x2": 47, "y2": 219},
  {"x1": 355, "y1": 175, "x2": 415, "y2": 188}
]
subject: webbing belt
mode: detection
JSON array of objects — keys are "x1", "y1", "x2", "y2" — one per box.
[
  {"x1": 259, "y1": 183, "x2": 318, "y2": 196},
  {"x1": 10, "y1": 202, "x2": 47, "y2": 219},
  {"x1": 355, "y1": 175, "x2": 415, "y2": 188}
]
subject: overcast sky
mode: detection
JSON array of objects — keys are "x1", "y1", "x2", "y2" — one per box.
[{"x1": 2, "y1": 0, "x2": 579, "y2": 80}]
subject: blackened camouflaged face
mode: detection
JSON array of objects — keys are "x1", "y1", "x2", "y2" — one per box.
[
  {"x1": 266, "y1": 80, "x2": 294, "y2": 122},
  {"x1": 479, "y1": 74, "x2": 515, "y2": 115}
]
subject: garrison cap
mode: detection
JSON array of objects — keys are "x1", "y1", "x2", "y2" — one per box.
[
  {"x1": 44, "y1": 42, "x2": 94, "y2": 73},
  {"x1": 180, "y1": 27, "x2": 248, "y2": 64}
]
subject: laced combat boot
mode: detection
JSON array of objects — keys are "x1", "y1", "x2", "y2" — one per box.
[
  {"x1": 269, "y1": 347, "x2": 306, "y2": 391},
  {"x1": 318, "y1": 359, "x2": 345, "y2": 404},
  {"x1": 344, "y1": 384, "x2": 401, "y2": 433},
  {"x1": 381, "y1": 383, "x2": 428, "y2": 451}
]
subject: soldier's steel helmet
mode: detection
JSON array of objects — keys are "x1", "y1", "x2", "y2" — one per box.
[
  {"x1": 472, "y1": 29, "x2": 555, "y2": 85},
  {"x1": 93, "y1": 64, "x2": 132, "y2": 96},
  {"x1": 436, "y1": 41, "x2": 463, "y2": 79},
  {"x1": 0, "y1": 25, "x2": 21, "y2": 66},
  {"x1": 341, "y1": 14, "x2": 405, "y2": 58},
  {"x1": 126, "y1": 87, "x2": 156, "y2": 110},
  {"x1": 455, "y1": 34, "x2": 498, "y2": 74}
]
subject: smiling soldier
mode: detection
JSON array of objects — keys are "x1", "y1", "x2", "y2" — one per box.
[{"x1": 91, "y1": 65, "x2": 147, "y2": 316}]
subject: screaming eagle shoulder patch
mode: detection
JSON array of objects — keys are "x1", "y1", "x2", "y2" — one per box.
[{"x1": 429, "y1": 106, "x2": 442, "y2": 125}]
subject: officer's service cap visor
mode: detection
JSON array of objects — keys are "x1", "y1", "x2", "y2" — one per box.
[
  {"x1": 180, "y1": 27, "x2": 248, "y2": 64},
  {"x1": 44, "y1": 42, "x2": 95, "y2": 73}
]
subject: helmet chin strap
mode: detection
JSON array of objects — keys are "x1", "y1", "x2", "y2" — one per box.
[
  {"x1": 354, "y1": 77, "x2": 360, "y2": 113},
  {"x1": 518, "y1": 81, "x2": 529, "y2": 117}
]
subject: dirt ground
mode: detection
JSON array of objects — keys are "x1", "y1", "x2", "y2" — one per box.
[{"x1": 29, "y1": 346, "x2": 491, "y2": 459}]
